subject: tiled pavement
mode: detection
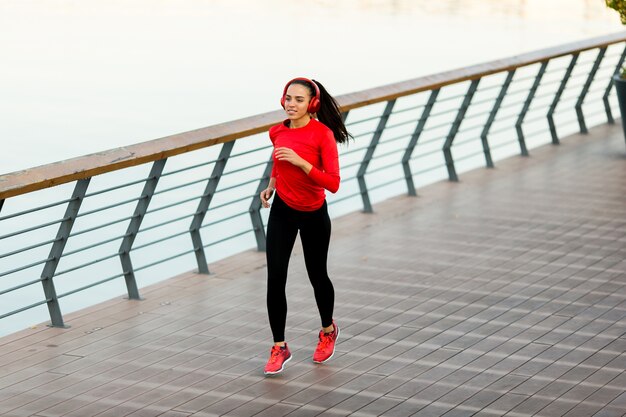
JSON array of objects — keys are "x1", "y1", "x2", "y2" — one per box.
[{"x1": 0, "y1": 123, "x2": 624, "y2": 417}]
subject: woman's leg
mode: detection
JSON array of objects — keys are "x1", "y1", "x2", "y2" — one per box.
[
  {"x1": 266, "y1": 197, "x2": 298, "y2": 343},
  {"x1": 299, "y1": 202, "x2": 335, "y2": 328}
]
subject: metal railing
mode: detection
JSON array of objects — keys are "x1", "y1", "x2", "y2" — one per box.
[{"x1": 1, "y1": 32, "x2": 625, "y2": 332}]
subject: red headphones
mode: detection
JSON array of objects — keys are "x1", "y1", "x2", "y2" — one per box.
[{"x1": 280, "y1": 77, "x2": 321, "y2": 114}]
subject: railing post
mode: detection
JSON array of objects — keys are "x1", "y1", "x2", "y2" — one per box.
[
  {"x1": 603, "y1": 44, "x2": 626, "y2": 124},
  {"x1": 40, "y1": 178, "x2": 90, "y2": 328},
  {"x1": 357, "y1": 99, "x2": 396, "y2": 213},
  {"x1": 118, "y1": 159, "x2": 166, "y2": 300},
  {"x1": 481, "y1": 70, "x2": 515, "y2": 168},
  {"x1": 443, "y1": 79, "x2": 480, "y2": 182},
  {"x1": 516, "y1": 61, "x2": 548, "y2": 156},
  {"x1": 402, "y1": 89, "x2": 439, "y2": 196},
  {"x1": 576, "y1": 47, "x2": 607, "y2": 134},
  {"x1": 250, "y1": 155, "x2": 274, "y2": 251},
  {"x1": 189, "y1": 141, "x2": 234, "y2": 274},
  {"x1": 548, "y1": 54, "x2": 579, "y2": 145}
]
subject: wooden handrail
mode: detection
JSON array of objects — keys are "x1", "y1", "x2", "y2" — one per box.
[{"x1": 1, "y1": 31, "x2": 625, "y2": 200}]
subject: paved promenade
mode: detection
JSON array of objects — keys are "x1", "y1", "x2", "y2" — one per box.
[{"x1": 0, "y1": 123, "x2": 624, "y2": 416}]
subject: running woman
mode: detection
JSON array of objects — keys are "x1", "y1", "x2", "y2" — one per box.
[{"x1": 260, "y1": 77, "x2": 350, "y2": 375}]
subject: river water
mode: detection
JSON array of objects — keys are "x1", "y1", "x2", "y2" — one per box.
[
  {"x1": 0, "y1": 0, "x2": 622, "y2": 337},
  {"x1": 0, "y1": 0, "x2": 620, "y2": 174}
]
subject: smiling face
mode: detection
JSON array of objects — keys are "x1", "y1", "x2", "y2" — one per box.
[{"x1": 283, "y1": 83, "x2": 312, "y2": 123}]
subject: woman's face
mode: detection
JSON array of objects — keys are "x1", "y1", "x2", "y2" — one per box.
[{"x1": 283, "y1": 83, "x2": 312, "y2": 121}]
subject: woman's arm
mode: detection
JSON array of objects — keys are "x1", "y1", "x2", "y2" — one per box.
[
  {"x1": 260, "y1": 177, "x2": 276, "y2": 208},
  {"x1": 274, "y1": 137, "x2": 340, "y2": 193}
]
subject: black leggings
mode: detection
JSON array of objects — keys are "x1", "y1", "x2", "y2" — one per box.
[{"x1": 266, "y1": 193, "x2": 335, "y2": 343}]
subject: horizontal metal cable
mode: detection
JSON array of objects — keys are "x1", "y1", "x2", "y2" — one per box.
[
  {"x1": 535, "y1": 78, "x2": 565, "y2": 88},
  {"x1": 492, "y1": 112, "x2": 520, "y2": 124},
  {"x1": 409, "y1": 132, "x2": 448, "y2": 147},
  {"x1": 130, "y1": 229, "x2": 189, "y2": 252},
  {"x1": 0, "y1": 299, "x2": 48, "y2": 320},
  {"x1": 161, "y1": 158, "x2": 218, "y2": 178},
  {"x1": 454, "y1": 148, "x2": 488, "y2": 163},
  {"x1": 453, "y1": 135, "x2": 484, "y2": 148},
  {"x1": 145, "y1": 194, "x2": 202, "y2": 215},
  {"x1": 132, "y1": 249, "x2": 196, "y2": 273},
  {"x1": 521, "y1": 113, "x2": 551, "y2": 125},
  {"x1": 462, "y1": 111, "x2": 490, "y2": 122},
  {"x1": 421, "y1": 120, "x2": 457, "y2": 132},
  {"x1": 469, "y1": 95, "x2": 503, "y2": 107},
  {"x1": 512, "y1": 73, "x2": 545, "y2": 83},
  {"x1": 489, "y1": 138, "x2": 522, "y2": 151},
  {"x1": 379, "y1": 132, "x2": 413, "y2": 146},
  {"x1": 220, "y1": 160, "x2": 269, "y2": 177},
  {"x1": 366, "y1": 160, "x2": 402, "y2": 175},
  {"x1": 78, "y1": 195, "x2": 145, "y2": 218},
  {"x1": 69, "y1": 215, "x2": 135, "y2": 238},
  {"x1": 346, "y1": 114, "x2": 387, "y2": 127},
  {"x1": 230, "y1": 144, "x2": 273, "y2": 158},
  {"x1": 215, "y1": 177, "x2": 263, "y2": 195},
  {"x1": 84, "y1": 177, "x2": 151, "y2": 198},
  {"x1": 533, "y1": 90, "x2": 560, "y2": 100},
  {"x1": 0, "y1": 237, "x2": 59, "y2": 260},
  {"x1": 152, "y1": 176, "x2": 211, "y2": 196},
  {"x1": 339, "y1": 144, "x2": 369, "y2": 157},
  {"x1": 367, "y1": 176, "x2": 405, "y2": 192},
  {"x1": 351, "y1": 129, "x2": 378, "y2": 139},
  {"x1": 428, "y1": 107, "x2": 465, "y2": 119},
  {"x1": 54, "y1": 252, "x2": 119, "y2": 278},
  {"x1": 567, "y1": 72, "x2": 593, "y2": 81},
  {"x1": 0, "y1": 257, "x2": 51, "y2": 279},
  {"x1": 327, "y1": 190, "x2": 362, "y2": 205},
  {"x1": 487, "y1": 123, "x2": 517, "y2": 136},
  {"x1": 57, "y1": 273, "x2": 125, "y2": 299},
  {"x1": 586, "y1": 108, "x2": 615, "y2": 118},
  {"x1": 0, "y1": 277, "x2": 42, "y2": 296},
  {"x1": 501, "y1": 87, "x2": 536, "y2": 98},
  {"x1": 410, "y1": 146, "x2": 444, "y2": 161},
  {"x1": 0, "y1": 197, "x2": 74, "y2": 222},
  {"x1": 341, "y1": 160, "x2": 364, "y2": 171},
  {"x1": 436, "y1": 92, "x2": 467, "y2": 103},
  {"x1": 0, "y1": 216, "x2": 69, "y2": 241},
  {"x1": 369, "y1": 147, "x2": 405, "y2": 163},
  {"x1": 203, "y1": 229, "x2": 252, "y2": 249},
  {"x1": 384, "y1": 118, "x2": 419, "y2": 131},
  {"x1": 410, "y1": 162, "x2": 445, "y2": 177},
  {"x1": 205, "y1": 193, "x2": 254, "y2": 212},
  {"x1": 61, "y1": 234, "x2": 124, "y2": 258},
  {"x1": 199, "y1": 210, "x2": 249, "y2": 230},
  {"x1": 473, "y1": 83, "x2": 505, "y2": 92},
  {"x1": 390, "y1": 103, "x2": 426, "y2": 116},
  {"x1": 522, "y1": 127, "x2": 549, "y2": 139},
  {"x1": 138, "y1": 212, "x2": 192, "y2": 234}
]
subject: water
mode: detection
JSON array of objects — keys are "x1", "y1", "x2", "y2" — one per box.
[
  {"x1": 0, "y1": 0, "x2": 621, "y2": 337},
  {"x1": 0, "y1": 0, "x2": 620, "y2": 174}
]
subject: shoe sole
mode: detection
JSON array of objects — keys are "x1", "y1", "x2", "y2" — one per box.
[
  {"x1": 313, "y1": 325, "x2": 340, "y2": 364},
  {"x1": 264, "y1": 354, "x2": 292, "y2": 376}
]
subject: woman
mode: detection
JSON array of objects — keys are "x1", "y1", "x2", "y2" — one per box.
[{"x1": 260, "y1": 77, "x2": 350, "y2": 375}]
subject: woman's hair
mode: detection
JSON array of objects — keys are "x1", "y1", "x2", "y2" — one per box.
[{"x1": 290, "y1": 79, "x2": 352, "y2": 144}]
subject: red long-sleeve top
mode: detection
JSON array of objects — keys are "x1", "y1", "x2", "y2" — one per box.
[{"x1": 270, "y1": 118, "x2": 340, "y2": 211}]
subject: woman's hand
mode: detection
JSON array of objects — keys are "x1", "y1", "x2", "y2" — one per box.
[
  {"x1": 260, "y1": 186, "x2": 274, "y2": 208},
  {"x1": 275, "y1": 147, "x2": 312, "y2": 174}
]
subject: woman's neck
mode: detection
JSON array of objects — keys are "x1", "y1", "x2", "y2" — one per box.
[{"x1": 289, "y1": 115, "x2": 311, "y2": 129}]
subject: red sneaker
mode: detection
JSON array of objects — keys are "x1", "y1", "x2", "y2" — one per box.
[
  {"x1": 264, "y1": 344, "x2": 292, "y2": 375},
  {"x1": 313, "y1": 321, "x2": 339, "y2": 363}
]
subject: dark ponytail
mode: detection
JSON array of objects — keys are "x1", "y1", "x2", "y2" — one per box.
[
  {"x1": 290, "y1": 79, "x2": 352, "y2": 144},
  {"x1": 312, "y1": 80, "x2": 351, "y2": 144}
]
